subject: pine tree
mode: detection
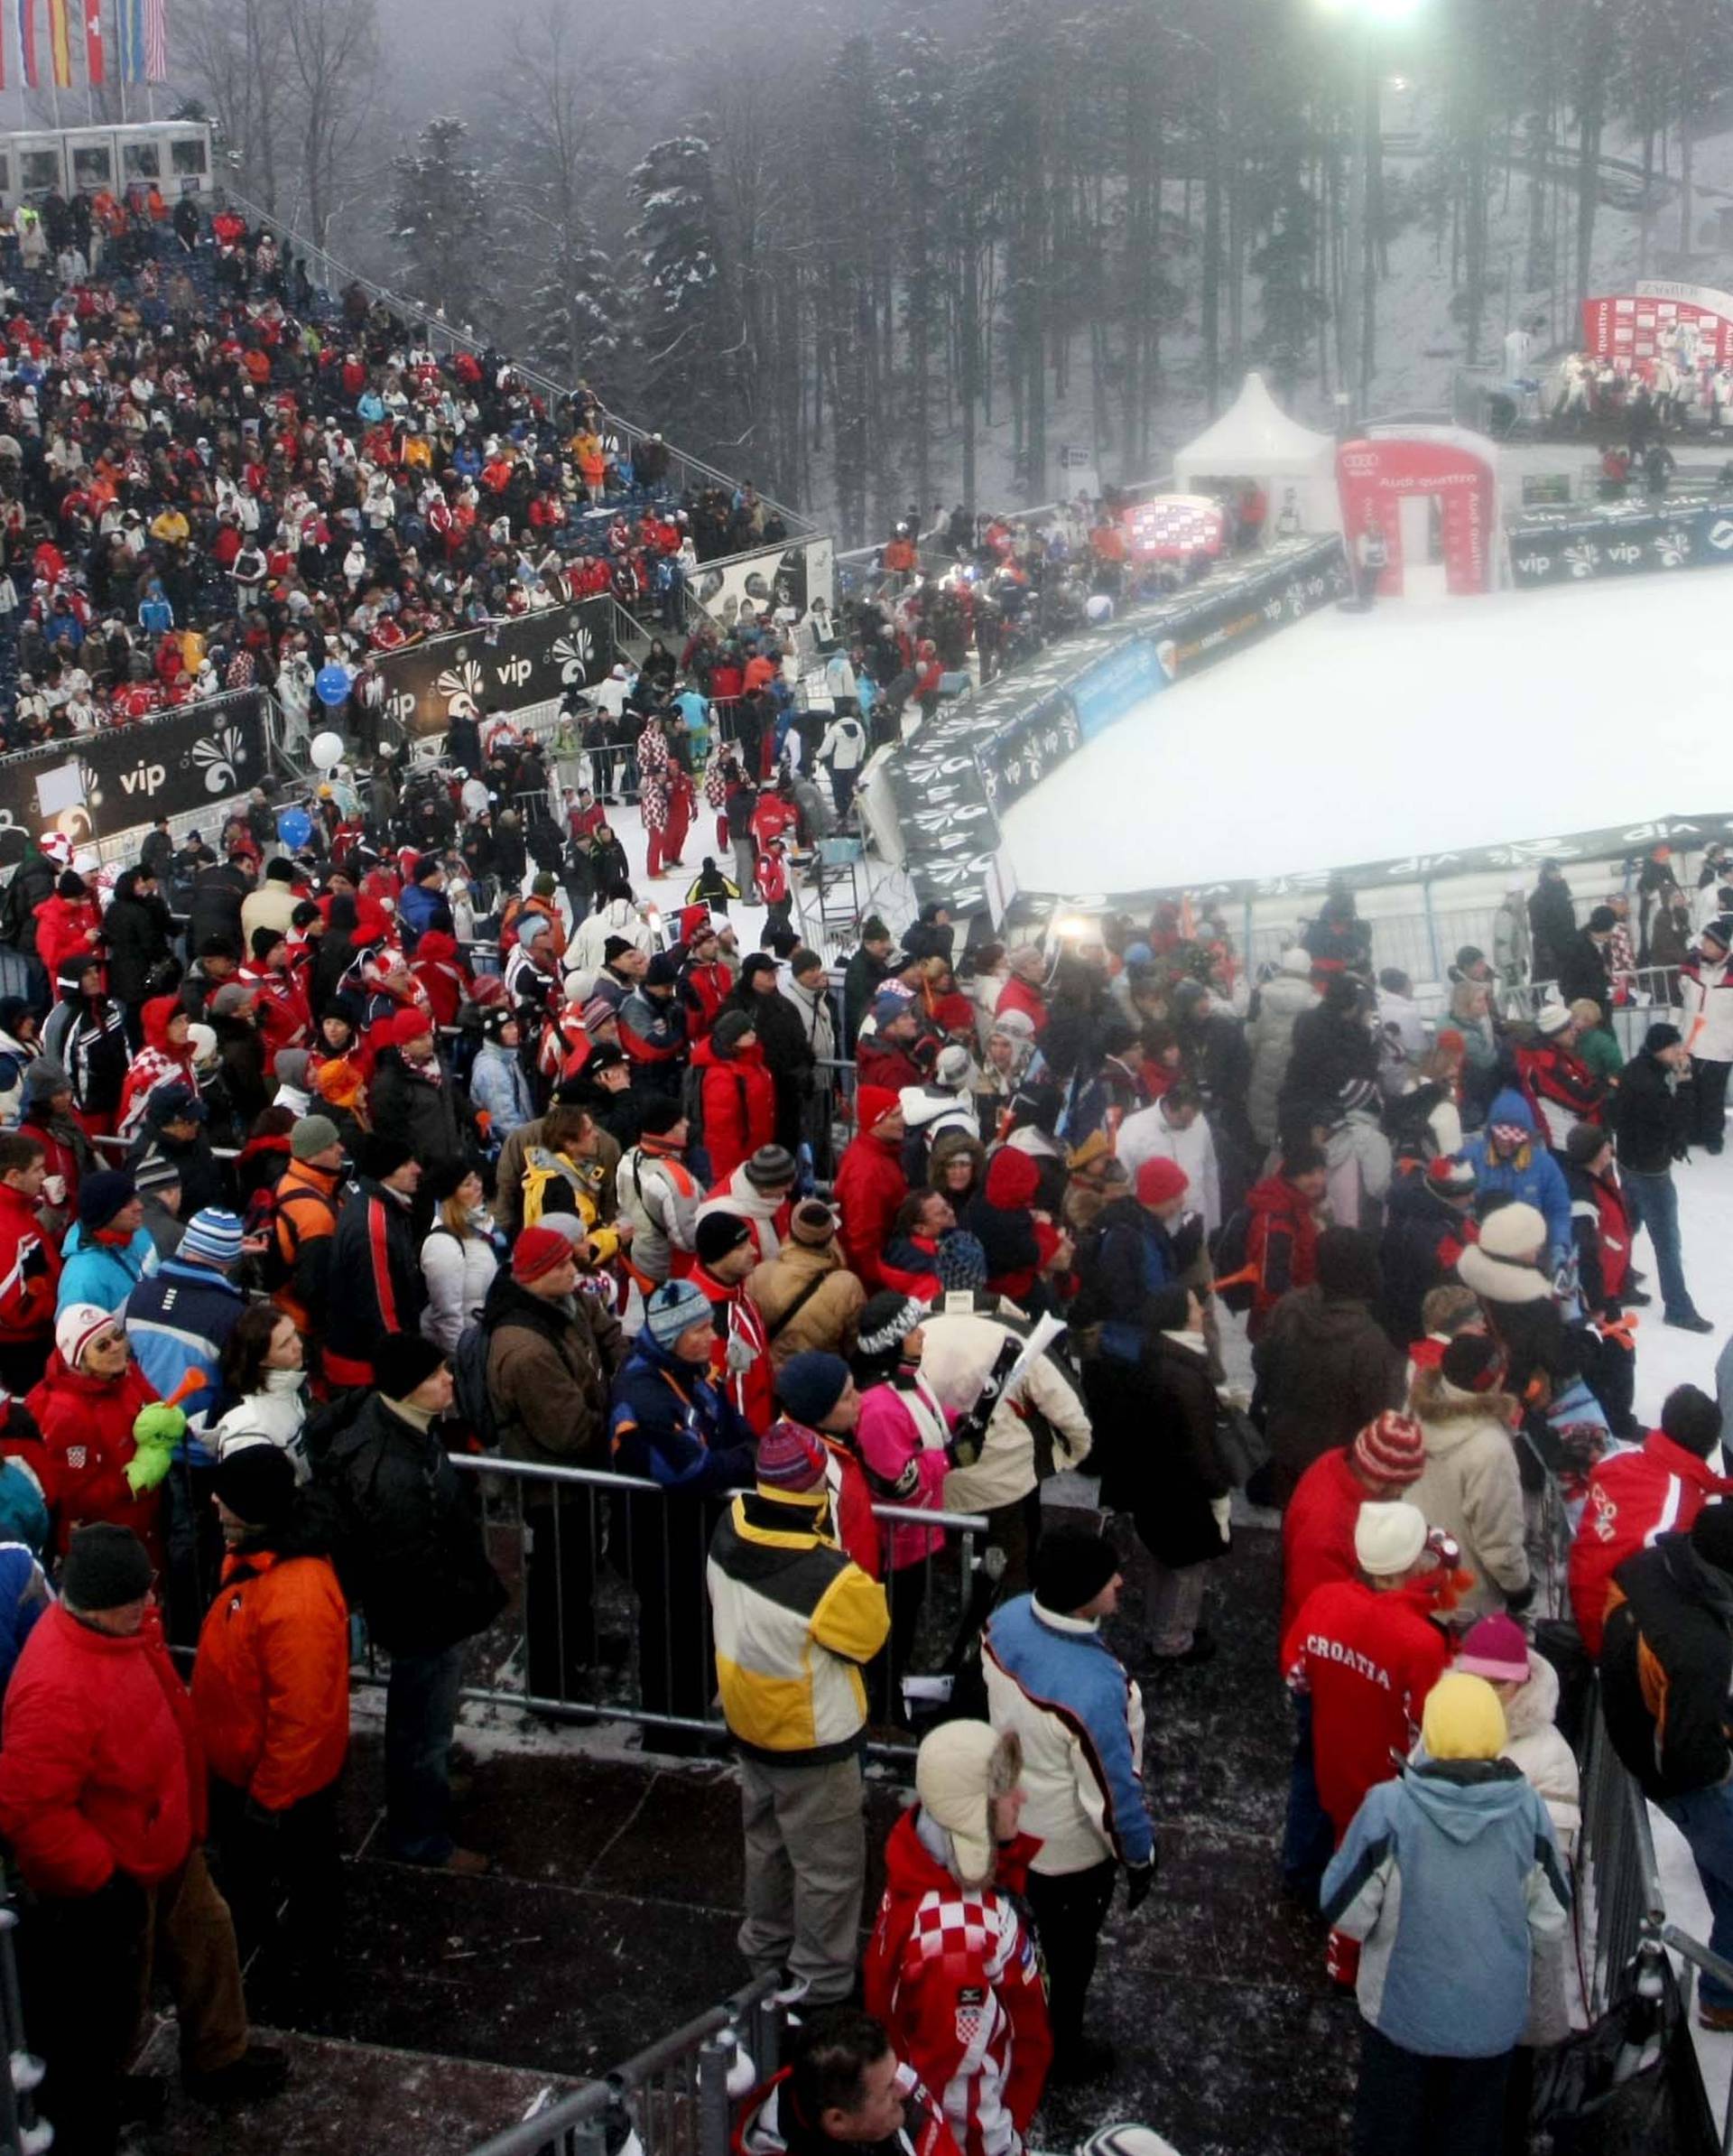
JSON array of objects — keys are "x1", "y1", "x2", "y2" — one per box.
[
  {"x1": 626, "y1": 133, "x2": 738, "y2": 459},
  {"x1": 390, "y1": 116, "x2": 496, "y2": 331}
]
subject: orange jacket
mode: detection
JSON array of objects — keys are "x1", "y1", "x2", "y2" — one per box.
[{"x1": 192, "y1": 1545, "x2": 349, "y2": 1811}]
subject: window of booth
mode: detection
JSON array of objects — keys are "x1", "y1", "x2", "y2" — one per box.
[
  {"x1": 123, "y1": 141, "x2": 162, "y2": 181},
  {"x1": 171, "y1": 138, "x2": 209, "y2": 179},
  {"x1": 0, "y1": 156, "x2": 12, "y2": 200},
  {"x1": 20, "y1": 151, "x2": 60, "y2": 195},
  {"x1": 71, "y1": 144, "x2": 113, "y2": 191}
]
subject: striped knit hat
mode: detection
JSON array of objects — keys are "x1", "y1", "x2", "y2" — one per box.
[
  {"x1": 1351, "y1": 1412, "x2": 1426, "y2": 1487},
  {"x1": 180, "y1": 1208, "x2": 244, "y2": 1268}
]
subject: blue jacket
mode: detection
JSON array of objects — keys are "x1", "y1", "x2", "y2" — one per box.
[
  {"x1": 470, "y1": 1043, "x2": 536, "y2": 1141},
  {"x1": 1322, "y1": 1756, "x2": 1570, "y2": 2058},
  {"x1": 608, "y1": 1334, "x2": 757, "y2": 1497},
  {"x1": 0, "y1": 1543, "x2": 46, "y2": 1698},
  {"x1": 397, "y1": 880, "x2": 449, "y2": 947},
  {"x1": 983, "y1": 1593, "x2": 1154, "y2": 1871},
  {"x1": 1074, "y1": 1194, "x2": 1177, "y2": 1364},
  {"x1": 123, "y1": 1258, "x2": 247, "y2": 1462},
  {"x1": 1461, "y1": 1087, "x2": 1571, "y2": 1260},
  {"x1": 56, "y1": 1223, "x2": 159, "y2": 1313}
]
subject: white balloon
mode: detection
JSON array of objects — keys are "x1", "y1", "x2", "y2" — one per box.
[{"x1": 310, "y1": 730, "x2": 346, "y2": 771}]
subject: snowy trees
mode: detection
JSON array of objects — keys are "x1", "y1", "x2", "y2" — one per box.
[
  {"x1": 626, "y1": 135, "x2": 740, "y2": 461},
  {"x1": 391, "y1": 118, "x2": 496, "y2": 332}
]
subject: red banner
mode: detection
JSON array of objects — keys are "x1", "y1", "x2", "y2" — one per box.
[
  {"x1": 1120, "y1": 494, "x2": 1226, "y2": 563},
  {"x1": 83, "y1": 0, "x2": 101, "y2": 80},
  {"x1": 1580, "y1": 281, "x2": 1733, "y2": 377},
  {"x1": 1336, "y1": 432, "x2": 1499, "y2": 597}
]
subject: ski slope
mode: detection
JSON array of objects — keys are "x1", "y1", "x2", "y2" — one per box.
[{"x1": 997, "y1": 574, "x2": 1733, "y2": 894}]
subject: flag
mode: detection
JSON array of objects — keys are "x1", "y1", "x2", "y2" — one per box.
[
  {"x1": 83, "y1": 0, "x2": 101, "y2": 82},
  {"x1": 15, "y1": 0, "x2": 37, "y2": 88},
  {"x1": 118, "y1": 0, "x2": 139, "y2": 80},
  {"x1": 142, "y1": 0, "x2": 163, "y2": 79},
  {"x1": 46, "y1": 0, "x2": 69, "y2": 87}
]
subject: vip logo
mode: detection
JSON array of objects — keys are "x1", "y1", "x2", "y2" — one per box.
[
  {"x1": 552, "y1": 624, "x2": 596, "y2": 684},
  {"x1": 1515, "y1": 553, "x2": 1552, "y2": 576},
  {"x1": 118, "y1": 762, "x2": 168, "y2": 796},
  {"x1": 1563, "y1": 543, "x2": 1599, "y2": 577},
  {"x1": 385, "y1": 690, "x2": 419, "y2": 724},
  {"x1": 1608, "y1": 542, "x2": 1643, "y2": 565},
  {"x1": 1708, "y1": 519, "x2": 1733, "y2": 551},
  {"x1": 435, "y1": 659, "x2": 487, "y2": 715},
  {"x1": 494, "y1": 655, "x2": 533, "y2": 688},
  {"x1": 192, "y1": 725, "x2": 251, "y2": 795}
]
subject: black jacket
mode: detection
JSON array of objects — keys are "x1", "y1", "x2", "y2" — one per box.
[
  {"x1": 369, "y1": 1052, "x2": 468, "y2": 1172},
  {"x1": 1251, "y1": 1286, "x2": 1404, "y2": 1506},
  {"x1": 1613, "y1": 1048, "x2": 1688, "y2": 1176},
  {"x1": 326, "y1": 1179, "x2": 425, "y2": 1365},
  {"x1": 1105, "y1": 1331, "x2": 1232, "y2": 1568},
  {"x1": 102, "y1": 885, "x2": 175, "y2": 1006},
  {"x1": 1556, "y1": 931, "x2": 1613, "y2": 1013},
  {"x1": 1528, "y1": 879, "x2": 1578, "y2": 982},
  {"x1": 187, "y1": 862, "x2": 250, "y2": 953},
  {"x1": 1377, "y1": 1172, "x2": 1470, "y2": 1348},
  {"x1": 323, "y1": 1393, "x2": 505, "y2": 1653},
  {"x1": 1602, "y1": 1531, "x2": 1733, "y2": 1799},
  {"x1": 842, "y1": 947, "x2": 889, "y2": 1045},
  {"x1": 1278, "y1": 1005, "x2": 1377, "y2": 1124}
]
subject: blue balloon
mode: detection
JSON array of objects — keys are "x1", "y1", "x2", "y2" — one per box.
[
  {"x1": 276, "y1": 807, "x2": 313, "y2": 850},
  {"x1": 315, "y1": 664, "x2": 352, "y2": 707}
]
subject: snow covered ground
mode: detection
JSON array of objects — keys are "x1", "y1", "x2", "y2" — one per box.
[{"x1": 997, "y1": 572, "x2": 1733, "y2": 895}]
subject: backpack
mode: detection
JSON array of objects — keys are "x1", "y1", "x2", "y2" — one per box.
[
  {"x1": 452, "y1": 1318, "x2": 502, "y2": 1454},
  {"x1": 1211, "y1": 1205, "x2": 1256, "y2": 1314},
  {"x1": 520, "y1": 1145, "x2": 603, "y2": 1231},
  {"x1": 680, "y1": 1059, "x2": 709, "y2": 1148},
  {"x1": 241, "y1": 1179, "x2": 290, "y2": 1290}
]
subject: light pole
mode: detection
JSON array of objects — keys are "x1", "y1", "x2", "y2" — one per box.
[{"x1": 1321, "y1": 0, "x2": 1423, "y2": 432}]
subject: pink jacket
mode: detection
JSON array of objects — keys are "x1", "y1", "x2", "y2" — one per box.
[{"x1": 856, "y1": 1374, "x2": 953, "y2": 1571}]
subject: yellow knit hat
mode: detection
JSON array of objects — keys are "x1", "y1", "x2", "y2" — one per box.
[{"x1": 1421, "y1": 1672, "x2": 1508, "y2": 1761}]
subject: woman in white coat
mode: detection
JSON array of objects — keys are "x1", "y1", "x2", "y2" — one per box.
[
  {"x1": 420, "y1": 1161, "x2": 502, "y2": 1353},
  {"x1": 212, "y1": 1304, "x2": 312, "y2": 1482}
]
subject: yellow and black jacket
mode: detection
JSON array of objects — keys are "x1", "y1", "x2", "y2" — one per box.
[{"x1": 706, "y1": 1484, "x2": 889, "y2": 1764}]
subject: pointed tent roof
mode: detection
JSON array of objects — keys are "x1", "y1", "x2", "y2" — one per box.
[{"x1": 1174, "y1": 371, "x2": 1335, "y2": 479}]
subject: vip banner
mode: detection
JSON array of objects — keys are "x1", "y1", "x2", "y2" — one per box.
[
  {"x1": 0, "y1": 692, "x2": 269, "y2": 845},
  {"x1": 1506, "y1": 497, "x2": 1733, "y2": 588},
  {"x1": 376, "y1": 599, "x2": 616, "y2": 742},
  {"x1": 884, "y1": 535, "x2": 1348, "y2": 922}
]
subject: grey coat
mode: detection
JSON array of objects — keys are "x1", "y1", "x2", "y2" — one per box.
[{"x1": 1246, "y1": 973, "x2": 1316, "y2": 1146}]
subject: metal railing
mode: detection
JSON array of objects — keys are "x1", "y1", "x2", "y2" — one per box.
[
  {"x1": 468, "y1": 1974, "x2": 783, "y2": 2156},
  {"x1": 352, "y1": 1454, "x2": 987, "y2": 1754},
  {"x1": 0, "y1": 1878, "x2": 48, "y2": 2156}
]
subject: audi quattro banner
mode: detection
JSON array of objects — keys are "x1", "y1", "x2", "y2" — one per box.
[
  {"x1": 1506, "y1": 497, "x2": 1733, "y2": 588},
  {"x1": 0, "y1": 692, "x2": 270, "y2": 846},
  {"x1": 377, "y1": 599, "x2": 617, "y2": 742}
]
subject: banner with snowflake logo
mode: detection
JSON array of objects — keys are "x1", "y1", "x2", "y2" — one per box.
[
  {"x1": 376, "y1": 599, "x2": 616, "y2": 740},
  {"x1": 0, "y1": 692, "x2": 268, "y2": 844}
]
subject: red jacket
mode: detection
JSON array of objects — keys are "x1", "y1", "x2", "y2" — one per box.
[
  {"x1": 681, "y1": 959, "x2": 734, "y2": 1041},
  {"x1": 23, "y1": 1353, "x2": 163, "y2": 1562},
  {"x1": 410, "y1": 931, "x2": 471, "y2": 1030},
  {"x1": 695, "y1": 1036, "x2": 776, "y2": 1185},
  {"x1": 1569, "y1": 1431, "x2": 1733, "y2": 1655},
  {"x1": 1280, "y1": 1446, "x2": 1368, "y2": 1644},
  {"x1": 238, "y1": 962, "x2": 313, "y2": 1074},
  {"x1": 858, "y1": 1036, "x2": 927, "y2": 1093},
  {"x1": 1246, "y1": 1174, "x2": 1321, "y2": 1340},
  {"x1": 192, "y1": 1545, "x2": 350, "y2": 1810},
  {"x1": 1281, "y1": 1577, "x2": 1450, "y2": 1839},
  {"x1": 994, "y1": 977, "x2": 1048, "y2": 1036},
  {"x1": 0, "y1": 1181, "x2": 60, "y2": 1346},
  {"x1": 690, "y1": 1265, "x2": 775, "y2": 1435},
  {"x1": 835, "y1": 1130, "x2": 910, "y2": 1293},
  {"x1": 0, "y1": 1603, "x2": 203, "y2": 1895},
  {"x1": 863, "y1": 1812, "x2": 1052, "y2": 2156},
  {"x1": 32, "y1": 893, "x2": 101, "y2": 982}
]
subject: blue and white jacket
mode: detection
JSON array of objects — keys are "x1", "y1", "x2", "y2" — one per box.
[
  {"x1": 1321, "y1": 1755, "x2": 1570, "y2": 2058},
  {"x1": 983, "y1": 1593, "x2": 1153, "y2": 1875},
  {"x1": 123, "y1": 1258, "x2": 247, "y2": 1462},
  {"x1": 1461, "y1": 1087, "x2": 1572, "y2": 1262}
]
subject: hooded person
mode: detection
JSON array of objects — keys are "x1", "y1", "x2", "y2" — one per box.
[
  {"x1": 1460, "y1": 1088, "x2": 1571, "y2": 1269},
  {"x1": 1252, "y1": 1226, "x2": 1404, "y2": 1507},
  {"x1": 962, "y1": 1147, "x2": 1067, "y2": 1312},
  {"x1": 1408, "y1": 1332, "x2": 1530, "y2": 1622},
  {"x1": 862, "y1": 1724, "x2": 1052, "y2": 2156},
  {"x1": 116, "y1": 992, "x2": 199, "y2": 1141},
  {"x1": 834, "y1": 1086, "x2": 910, "y2": 1294},
  {"x1": 690, "y1": 1008, "x2": 778, "y2": 1185},
  {"x1": 1321, "y1": 1673, "x2": 1570, "y2": 2154}
]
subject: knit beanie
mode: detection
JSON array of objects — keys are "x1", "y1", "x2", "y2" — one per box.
[
  {"x1": 1032, "y1": 1527, "x2": 1119, "y2": 1614},
  {"x1": 1691, "y1": 1501, "x2": 1733, "y2": 1581},
  {"x1": 213, "y1": 1443, "x2": 298, "y2": 1529},
  {"x1": 932, "y1": 1231, "x2": 987, "y2": 1293},
  {"x1": 1438, "y1": 1333, "x2": 1507, "y2": 1399},
  {"x1": 644, "y1": 951, "x2": 681, "y2": 988},
  {"x1": 512, "y1": 1224, "x2": 573, "y2": 1285},
  {"x1": 1426, "y1": 1154, "x2": 1476, "y2": 1197},
  {"x1": 1134, "y1": 1157, "x2": 1188, "y2": 1208},
  {"x1": 22, "y1": 1058, "x2": 69, "y2": 1106},
  {"x1": 273, "y1": 1048, "x2": 312, "y2": 1093},
  {"x1": 1421, "y1": 1672, "x2": 1508, "y2": 1761},
  {"x1": 755, "y1": 1419, "x2": 826, "y2": 1494},
  {"x1": 61, "y1": 1521, "x2": 153, "y2": 1612},
  {"x1": 789, "y1": 1200, "x2": 837, "y2": 1249},
  {"x1": 56, "y1": 1301, "x2": 120, "y2": 1371},
  {"x1": 855, "y1": 1084, "x2": 898, "y2": 1133},
  {"x1": 78, "y1": 1169, "x2": 135, "y2": 1231},
  {"x1": 639, "y1": 1098, "x2": 686, "y2": 1138},
  {"x1": 358, "y1": 1134, "x2": 415, "y2": 1183},
  {"x1": 180, "y1": 1209, "x2": 245, "y2": 1268},
  {"x1": 603, "y1": 935, "x2": 635, "y2": 966},
  {"x1": 1455, "y1": 1612, "x2": 1531, "y2": 1684},
  {"x1": 915, "y1": 1722, "x2": 1023, "y2": 1887},
  {"x1": 775, "y1": 1352, "x2": 852, "y2": 1427},
  {"x1": 210, "y1": 982, "x2": 254, "y2": 1018},
  {"x1": 1534, "y1": 1001, "x2": 1573, "y2": 1037},
  {"x1": 373, "y1": 1331, "x2": 448, "y2": 1401},
  {"x1": 581, "y1": 997, "x2": 619, "y2": 1035},
  {"x1": 744, "y1": 1145, "x2": 797, "y2": 1193},
  {"x1": 643, "y1": 1278, "x2": 711, "y2": 1350},
  {"x1": 1565, "y1": 1122, "x2": 1610, "y2": 1166},
  {"x1": 133, "y1": 1152, "x2": 181, "y2": 1197},
  {"x1": 250, "y1": 925, "x2": 287, "y2": 962},
  {"x1": 1315, "y1": 1226, "x2": 1380, "y2": 1303},
  {"x1": 713, "y1": 1009, "x2": 755, "y2": 1054},
  {"x1": 1351, "y1": 1412, "x2": 1426, "y2": 1487},
  {"x1": 695, "y1": 1210, "x2": 753, "y2": 1267},
  {"x1": 855, "y1": 1294, "x2": 926, "y2": 1359},
  {"x1": 291, "y1": 1114, "x2": 342, "y2": 1162},
  {"x1": 1354, "y1": 1501, "x2": 1429, "y2": 1578}
]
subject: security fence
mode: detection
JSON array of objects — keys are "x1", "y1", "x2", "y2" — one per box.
[{"x1": 351, "y1": 1455, "x2": 988, "y2": 1755}]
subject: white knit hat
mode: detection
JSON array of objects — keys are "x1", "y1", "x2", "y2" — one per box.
[
  {"x1": 1476, "y1": 1202, "x2": 1548, "y2": 1262},
  {"x1": 1279, "y1": 945, "x2": 1313, "y2": 977},
  {"x1": 56, "y1": 1302, "x2": 121, "y2": 1371},
  {"x1": 914, "y1": 1722, "x2": 1022, "y2": 1886},
  {"x1": 1354, "y1": 1501, "x2": 1429, "y2": 1578},
  {"x1": 1535, "y1": 1002, "x2": 1573, "y2": 1037}
]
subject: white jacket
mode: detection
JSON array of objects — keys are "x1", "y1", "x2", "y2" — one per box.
[
  {"x1": 212, "y1": 1375, "x2": 311, "y2": 1482},
  {"x1": 420, "y1": 1222, "x2": 500, "y2": 1353},
  {"x1": 1682, "y1": 955, "x2": 1733, "y2": 1064},
  {"x1": 922, "y1": 1312, "x2": 1092, "y2": 1512},
  {"x1": 1115, "y1": 1102, "x2": 1221, "y2": 1235},
  {"x1": 1325, "y1": 1110, "x2": 1394, "y2": 1231},
  {"x1": 570, "y1": 898, "x2": 653, "y2": 973},
  {"x1": 1502, "y1": 1648, "x2": 1580, "y2": 2047}
]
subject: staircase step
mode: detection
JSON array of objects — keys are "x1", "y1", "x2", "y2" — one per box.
[{"x1": 132, "y1": 2021, "x2": 582, "y2": 2156}]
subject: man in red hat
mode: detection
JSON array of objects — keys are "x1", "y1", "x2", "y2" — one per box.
[{"x1": 834, "y1": 1089, "x2": 908, "y2": 1293}]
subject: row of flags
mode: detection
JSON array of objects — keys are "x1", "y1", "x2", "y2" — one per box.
[{"x1": 5, "y1": 0, "x2": 168, "y2": 91}]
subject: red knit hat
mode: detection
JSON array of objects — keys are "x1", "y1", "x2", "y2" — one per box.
[
  {"x1": 856, "y1": 1084, "x2": 899, "y2": 1132},
  {"x1": 512, "y1": 1224, "x2": 573, "y2": 1284},
  {"x1": 1134, "y1": 1157, "x2": 1189, "y2": 1207},
  {"x1": 1351, "y1": 1411, "x2": 1427, "y2": 1487}
]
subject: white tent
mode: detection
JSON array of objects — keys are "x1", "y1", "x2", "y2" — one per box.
[{"x1": 1172, "y1": 371, "x2": 1340, "y2": 536}]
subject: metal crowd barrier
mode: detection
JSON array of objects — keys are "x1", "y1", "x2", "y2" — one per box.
[
  {"x1": 468, "y1": 1975, "x2": 783, "y2": 2156},
  {"x1": 348, "y1": 1455, "x2": 987, "y2": 1755},
  {"x1": 0, "y1": 1876, "x2": 48, "y2": 2156}
]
